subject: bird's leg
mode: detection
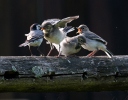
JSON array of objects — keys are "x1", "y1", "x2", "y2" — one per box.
[
  {"x1": 37, "y1": 46, "x2": 44, "y2": 56},
  {"x1": 47, "y1": 43, "x2": 54, "y2": 56},
  {"x1": 90, "y1": 50, "x2": 97, "y2": 56},
  {"x1": 29, "y1": 46, "x2": 34, "y2": 56},
  {"x1": 57, "y1": 44, "x2": 61, "y2": 57},
  {"x1": 57, "y1": 51, "x2": 62, "y2": 57},
  {"x1": 86, "y1": 52, "x2": 94, "y2": 57},
  {"x1": 87, "y1": 50, "x2": 97, "y2": 57}
]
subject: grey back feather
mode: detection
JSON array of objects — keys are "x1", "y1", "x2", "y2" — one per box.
[{"x1": 83, "y1": 31, "x2": 107, "y2": 45}]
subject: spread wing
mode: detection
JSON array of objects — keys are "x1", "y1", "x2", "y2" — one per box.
[
  {"x1": 42, "y1": 19, "x2": 60, "y2": 25},
  {"x1": 41, "y1": 15, "x2": 79, "y2": 28},
  {"x1": 55, "y1": 15, "x2": 79, "y2": 28}
]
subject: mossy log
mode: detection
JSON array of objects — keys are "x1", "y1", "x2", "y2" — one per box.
[{"x1": 0, "y1": 56, "x2": 128, "y2": 92}]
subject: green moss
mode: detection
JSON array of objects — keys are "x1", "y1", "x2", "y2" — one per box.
[{"x1": 0, "y1": 77, "x2": 128, "y2": 92}]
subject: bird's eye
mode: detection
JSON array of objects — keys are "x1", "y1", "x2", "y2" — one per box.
[
  {"x1": 78, "y1": 38, "x2": 83, "y2": 42},
  {"x1": 80, "y1": 39, "x2": 83, "y2": 42},
  {"x1": 36, "y1": 25, "x2": 41, "y2": 30},
  {"x1": 82, "y1": 27, "x2": 85, "y2": 30},
  {"x1": 37, "y1": 25, "x2": 39, "y2": 27}
]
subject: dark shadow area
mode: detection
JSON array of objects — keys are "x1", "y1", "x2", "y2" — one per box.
[
  {"x1": 0, "y1": 91, "x2": 128, "y2": 100},
  {"x1": 0, "y1": 0, "x2": 128, "y2": 99},
  {"x1": 0, "y1": 0, "x2": 128, "y2": 56}
]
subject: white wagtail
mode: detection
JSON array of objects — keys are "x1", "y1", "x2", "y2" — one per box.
[
  {"x1": 77, "y1": 24, "x2": 113, "y2": 58},
  {"x1": 40, "y1": 15, "x2": 79, "y2": 56},
  {"x1": 53, "y1": 35, "x2": 83, "y2": 57},
  {"x1": 19, "y1": 23, "x2": 44, "y2": 56}
]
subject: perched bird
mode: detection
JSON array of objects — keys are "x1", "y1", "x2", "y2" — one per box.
[
  {"x1": 19, "y1": 23, "x2": 44, "y2": 56},
  {"x1": 77, "y1": 24, "x2": 113, "y2": 58},
  {"x1": 53, "y1": 35, "x2": 84, "y2": 57},
  {"x1": 40, "y1": 15, "x2": 79, "y2": 56}
]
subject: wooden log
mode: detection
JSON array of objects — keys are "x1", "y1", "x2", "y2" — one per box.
[{"x1": 0, "y1": 56, "x2": 128, "y2": 92}]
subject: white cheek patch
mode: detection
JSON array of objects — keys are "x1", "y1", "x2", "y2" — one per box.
[
  {"x1": 36, "y1": 25, "x2": 41, "y2": 30},
  {"x1": 27, "y1": 35, "x2": 32, "y2": 40},
  {"x1": 43, "y1": 30, "x2": 47, "y2": 33}
]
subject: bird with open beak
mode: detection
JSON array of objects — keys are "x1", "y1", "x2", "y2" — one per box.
[{"x1": 76, "y1": 24, "x2": 113, "y2": 58}]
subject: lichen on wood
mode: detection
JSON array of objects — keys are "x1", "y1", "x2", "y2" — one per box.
[{"x1": 0, "y1": 56, "x2": 128, "y2": 92}]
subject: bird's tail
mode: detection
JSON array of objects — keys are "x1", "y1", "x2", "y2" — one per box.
[
  {"x1": 19, "y1": 42, "x2": 29, "y2": 47},
  {"x1": 63, "y1": 26, "x2": 75, "y2": 35},
  {"x1": 105, "y1": 49, "x2": 113, "y2": 58}
]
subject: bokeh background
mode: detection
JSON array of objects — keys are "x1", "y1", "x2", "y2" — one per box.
[
  {"x1": 1, "y1": 0, "x2": 128, "y2": 56},
  {"x1": 1, "y1": 0, "x2": 128, "y2": 100}
]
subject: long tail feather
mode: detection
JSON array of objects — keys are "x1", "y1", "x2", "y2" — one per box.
[
  {"x1": 105, "y1": 49, "x2": 113, "y2": 58},
  {"x1": 19, "y1": 42, "x2": 28, "y2": 47}
]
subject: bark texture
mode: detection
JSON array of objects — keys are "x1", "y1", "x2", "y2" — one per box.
[{"x1": 0, "y1": 56, "x2": 128, "y2": 92}]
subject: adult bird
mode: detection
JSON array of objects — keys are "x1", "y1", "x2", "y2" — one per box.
[
  {"x1": 19, "y1": 23, "x2": 44, "y2": 56},
  {"x1": 41, "y1": 15, "x2": 79, "y2": 56},
  {"x1": 53, "y1": 35, "x2": 84, "y2": 57},
  {"x1": 77, "y1": 24, "x2": 113, "y2": 58}
]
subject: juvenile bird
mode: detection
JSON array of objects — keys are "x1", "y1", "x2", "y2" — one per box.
[
  {"x1": 53, "y1": 35, "x2": 83, "y2": 57},
  {"x1": 77, "y1": 24, "x2": 113, "y2": 58},
  {"x1": 19, "y1": 23, "x2": 44, "y2": 56},
  {"x1": 41, "y1": 15, "x2": 79, "y2": 56}
]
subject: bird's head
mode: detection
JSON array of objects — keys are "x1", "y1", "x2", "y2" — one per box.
[
  {"x1": 41, "y1": 22, "x2": 53, "y2": 33},
  {"x1": 76, "y1": 24, "x2": 89, "y2": 34},
  {"x1": 77, "y1": 35, "x2": 86, "y2": 45},
  {"x1": 30, "y1": 23, "x2": 41, "y2": 31}
]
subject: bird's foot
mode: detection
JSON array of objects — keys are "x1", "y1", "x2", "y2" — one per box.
[
  {"x1": 40, "y1": 54, "x2": 45, "y2": 56},
  {"x1": 31, "y1": 54, "x2": 36, "y2": 56}
]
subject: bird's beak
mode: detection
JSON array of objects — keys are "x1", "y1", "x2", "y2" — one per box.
[
  {"x1": 41, "y1": 27, "x2": 44, "y2": 31},
  {"x1": 81, "y1": 43, "x2": 86, "y2": 46},
  {"x1": 76, "y1": 28, "x2": 82, "y2": 34}
]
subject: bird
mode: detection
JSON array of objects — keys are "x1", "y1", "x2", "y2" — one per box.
[
  {"x1": 40, "y1": 15, "x2": 79, "y2": 56},
  {"x1": 19, "y1": 23, "x2": 44, "y2": 56},
  {"x1": 53, "y1": 35, "x2": 83, "y2": 57},
  {"x1": 76, "y1": 24, "x2": 113, "y2": 58}
]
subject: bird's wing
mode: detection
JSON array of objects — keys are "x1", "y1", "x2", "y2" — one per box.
[
  {"x1": 62, "y1": 26, "x2": 75, "y2": 34},
  {"x1": 25, "y1": 34, "x2": 29, "y2": 36},
  {"x1": 27, "y1": 31, "x2": 43, "y2": 42},
  {"x1": 42, "y1": 19, "x2": 60, "y2": 25},
  {"x1": 64, "y1": 36, "x2": 76, "y2": 43},
  {"x1": 85, "y1": 31, "x2": 107, "y2": 45},
  {"x1": 55, "y1": 15, "x2": 79, "y2": 28},
  {"x1": 63, "y1": 36, "x2": 78, "y2": 48}
]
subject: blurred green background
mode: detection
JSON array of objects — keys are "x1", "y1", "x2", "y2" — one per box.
[{"x1": 1, "y1": 0, "x2": 128, "y2": 56}]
